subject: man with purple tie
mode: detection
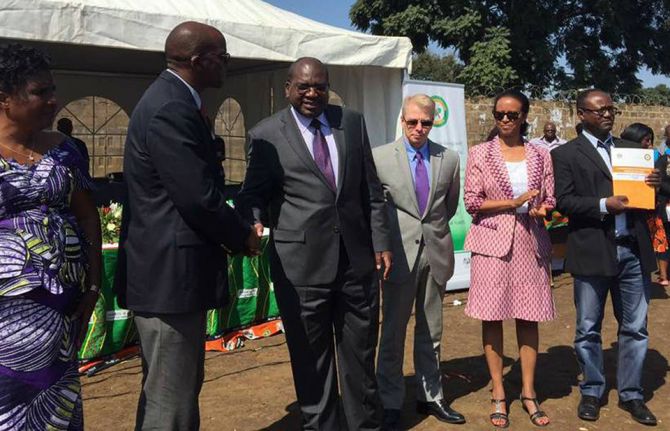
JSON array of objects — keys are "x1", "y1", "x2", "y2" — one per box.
[
  {"x1": 238, "y1": 57, "x2": 392, "y2": 430},
  {"x1": 373, "y1": 94, "x2": 464, "y2": 429}
]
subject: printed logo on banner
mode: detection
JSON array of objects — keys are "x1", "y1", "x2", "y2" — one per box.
[{"x1": 431, "y1": 95, "x2": 449, "y2": 127}]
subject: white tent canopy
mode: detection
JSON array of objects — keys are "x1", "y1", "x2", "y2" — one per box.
[
  {"x1": 1, "y1": 0, "x2": 412, "y2": 69},
  {"x1": 0, "y1": 0, "x2": 412, "y2": 166}
]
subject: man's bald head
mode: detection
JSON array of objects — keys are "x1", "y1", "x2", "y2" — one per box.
[
  {"x1": 285, "y1": 57, "x2": 329, "y2": 117},
  {"x1": 287, "y1": 57, "x2": 329, "y2": 82},
  {"x1": 164, "y1": 21, "x2": 228, "y2": 91},
  {"x1": 165, "y1": 21, "x2": 224, "y2": 66}
]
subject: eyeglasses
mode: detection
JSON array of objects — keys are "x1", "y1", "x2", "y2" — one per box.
[
  {"x1": 205, "y1": 51, "x2": 231, "y2": 64},
  {"x1": 493, "y1": 111, "x2": 522, "y2": 121},
  {"x1": 295, "y1": 83, "x2": 329, "y2": 95},
  {"x1": 404, "y1": 119, "x2": 434, "y2": 128},
  {"x1": 579, "y1": 106, "x2": 621, "y2": 117},
  {"x1": 169, "y1": 51, "x2": 231, "y2": 65}
]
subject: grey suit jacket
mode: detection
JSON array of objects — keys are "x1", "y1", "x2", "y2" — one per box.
[
  {"x1": 372, "y1": 138, "x2": 460, "y2": 286},
  {"x1": 238, "y1": 105, "x2": 391, "y2": 286}
]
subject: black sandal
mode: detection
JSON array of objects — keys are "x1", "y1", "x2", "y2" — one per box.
[
  {"x1": 490, "y1": 398, "x2": 509, "y2": 428},
  {"x1": 520, "y1": 396, "x2": 550, "y2": 427}
]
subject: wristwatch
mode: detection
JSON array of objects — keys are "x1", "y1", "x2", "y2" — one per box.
[{"x1": 89, "y1": 284, "x2": 101, "y2": 294}]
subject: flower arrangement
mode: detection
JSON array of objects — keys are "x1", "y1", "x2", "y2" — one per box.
[{"x1": 99, "y1": 202, "x2": 122, "y2": 245}]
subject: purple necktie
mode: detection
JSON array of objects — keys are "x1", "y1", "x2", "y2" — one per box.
[
  {"x1": 311, "y1": 119, "x2": 337, "y2": 191},
  {"x1": 414, "y1": 150, "x2": 429, "y2": 215}
]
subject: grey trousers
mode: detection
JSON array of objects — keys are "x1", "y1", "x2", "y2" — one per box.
[
  {"x1": 134, "y1": 311, "x2": 206, "y2": 431},
  {"x1": 376, "y1": 248, "x2": 446, "y2": 409}
]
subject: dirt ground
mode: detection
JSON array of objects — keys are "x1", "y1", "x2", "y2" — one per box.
[{"x1": 82, "y1": 274, "x2": 670, "y2": 430}]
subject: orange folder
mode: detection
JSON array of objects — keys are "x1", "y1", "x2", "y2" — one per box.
[{"x1": 611, "y1": 148, "x2": 655, "y2": 210}]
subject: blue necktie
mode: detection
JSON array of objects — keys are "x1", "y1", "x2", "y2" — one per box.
[
  {"x1": 598, "y1": 140, "x2": 611, "y2": 161},
  {"x1": 414, "y1": 151, "x2": 429, "y2": 215}
]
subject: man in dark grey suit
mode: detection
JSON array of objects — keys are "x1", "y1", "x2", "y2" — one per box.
[
  {"x1": 373, "y1": 94, "x2": 464, "y2": 429},
  {"x1": 238, "y1": 57, "x2": 392, "y2": 430},
  {"x1": 116, "y1": 22, "x2": 258, "y2": 430}
]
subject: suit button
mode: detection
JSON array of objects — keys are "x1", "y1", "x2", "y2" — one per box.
[
  {"x1": 333, "y1": 226, "x2": 340, "y2": 234},
  {"x1": 415, "y1": 239, "x2": 420, "y2": 244}
]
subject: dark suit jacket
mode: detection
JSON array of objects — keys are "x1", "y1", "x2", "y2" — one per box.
[
  {"x1": 552, "y1": 134, "x2": 656, "y2": 276},
  {"x1": 115, "y1": 70, "x2": 250, "y2": 313},
  {"x1": 237, "y1": 105, "x2": 391, "y2": 286}
]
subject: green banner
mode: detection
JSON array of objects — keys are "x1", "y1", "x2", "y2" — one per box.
[
  {"x1": 206, "y1": 237, "x2": 279, "y2": 337},
  {"x1": 78, "y1": 238, "x2": 279, "y2": 361},
  {"x1": 79, "y1": 248, "x2": 137, "y2": 360}
]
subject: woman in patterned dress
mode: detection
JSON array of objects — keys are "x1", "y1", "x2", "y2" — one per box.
[
  {"x1": 463, "y1": 89, "x2": 555, "y2": 428},
  {"x1": 0, "y1": 44, "x2": 101, "y2": 430}
]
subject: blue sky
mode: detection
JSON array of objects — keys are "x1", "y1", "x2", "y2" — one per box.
[{"x1": 265, "y1": 0, "x2": 669, "y2": 88}]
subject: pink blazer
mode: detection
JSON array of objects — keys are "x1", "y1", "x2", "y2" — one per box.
[{"x1": 463, "y1": 137, "x2": 555, "y2": 259}]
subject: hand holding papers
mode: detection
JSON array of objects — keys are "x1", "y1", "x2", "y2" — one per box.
[{"x1": 611, "y1": 148, "x2": 655, "y2": 209}]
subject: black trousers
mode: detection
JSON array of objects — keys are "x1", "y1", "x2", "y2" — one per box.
[{"x1": 273, "y1": 245, "x2": 382, "y2": 431}]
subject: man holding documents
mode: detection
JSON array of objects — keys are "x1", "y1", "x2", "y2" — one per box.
[{"x1": 552, "y1": 89, "x2": 662, "y2": 426}]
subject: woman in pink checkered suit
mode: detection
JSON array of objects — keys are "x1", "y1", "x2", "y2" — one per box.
[{"x1": 463, "y1": 89, "x2": 556, "y2": 428}]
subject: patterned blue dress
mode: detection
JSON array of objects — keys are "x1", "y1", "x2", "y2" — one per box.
[{"x1": 0, "y1": 138, "x2": 92, "y2": 430}]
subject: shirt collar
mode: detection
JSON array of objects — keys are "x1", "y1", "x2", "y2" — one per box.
[
  {"x1": 290, "y1": 106, "x2": 330, "y2": 133},
  {"x1": 582, "y1": 129, "x2": 613, "y2": 148},
  {"x1": 166, "y1": 69, "x2": 201, "y2": 109},
  {"x1": 403, "y1": 136, "x2": 430, "y2": 160}
]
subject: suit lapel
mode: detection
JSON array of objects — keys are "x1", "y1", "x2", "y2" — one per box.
[
  {"x1": 486, "y1": 137, "x2": 514, "y2": 199},
  {"x1": 526, "y1": 143, "x2": 544, "y2": 190},
  {"x1": 525, "y1": 143, "x2": 543, "y2": 206},
  {"x1": 425, "y1": 140, "x2": 443, "y2": 216},
  {"x1": 279, "y1": 108, "x2": 335, "y2": 193},
  {"x1": 326, "y1": 107, "x2": 346, "y2": 200},
  {"x1": 576, "y1": 135, "x2": 612, "y2": 180},
  {"x1": 394, "y1": 138, "x2": 421, "y2": 217}
]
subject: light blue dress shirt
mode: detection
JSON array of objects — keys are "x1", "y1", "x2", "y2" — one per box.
[
  {"x1": 290, "y1": 107, "x2": 339, "y2": 187},
  {"x1": 166, "y1": 69, "x2": 201, "y2": 109},
  {"x1": 403, "y1": 137, "x2": 431, "y2": 188},
  {"x1": 581, "y1": 130, "x2": 629, "y2": 237}
]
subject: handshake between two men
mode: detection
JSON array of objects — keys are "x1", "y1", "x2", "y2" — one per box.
[{"x1": 243, "y1": 222, "x2": 264, "y2": 257}]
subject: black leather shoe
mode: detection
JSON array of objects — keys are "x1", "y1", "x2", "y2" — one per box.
[
  {"x1": 619, "y1": 399, "x2": 657, "y2": 426},
  {"x1": 416, "y1": 399, "x2": 466, "y2": 424},
  {"x1": 382, "y1": 409, "x2": 401, "y2": 431},
  {"x1": 577, "y1": 395, "x2": 600, "y2": 421}
]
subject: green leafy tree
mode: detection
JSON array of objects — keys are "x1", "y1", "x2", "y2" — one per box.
[
  {"x1": 410, "y1": 52, "x2": 463, "y2": 83},
  {"x1": 457, "y1": 26, "x2": 518, "y2": 94},
  {"x1": 636, "y1": 84, "x2": 670, "y2": 106},
  {"x1": 350, "y1": 0, "x2": 670, "y2": 94}
]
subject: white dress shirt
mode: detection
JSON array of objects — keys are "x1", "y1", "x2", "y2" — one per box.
[
  {"x1": 505, "y1": 160, "x2": 529, "y2": 213},
  {"x1": 581, "y1": 130, "x2": 629, "y2": 237}
]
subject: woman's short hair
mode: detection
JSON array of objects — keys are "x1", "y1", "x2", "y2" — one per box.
[
  {"x1": 491, "y1": 88, "x2": 531, "y2": 137},
  {"x1": 0, "y1": 44, "x2": 51, "y2": 94},
  {"x1": 621, "y1": 122, "x2": 654, "y2": 145}
]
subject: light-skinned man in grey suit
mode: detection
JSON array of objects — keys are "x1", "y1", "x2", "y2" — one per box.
[
  {"x1": 373, "y1": 94, "x2": 464, "y2": 429},
  {"x1": 238, "y1": 57, "x2": 392, "y2": 431}
]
